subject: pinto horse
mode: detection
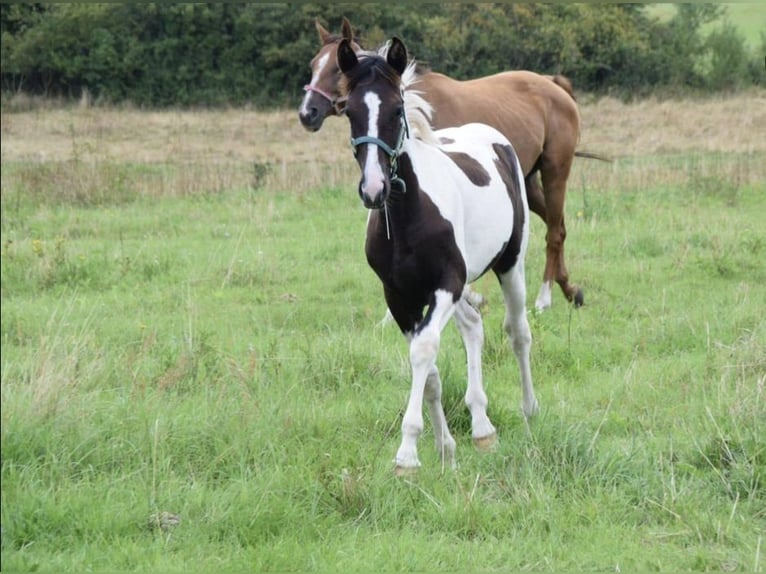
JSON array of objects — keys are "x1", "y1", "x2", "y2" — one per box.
[
  {"x1": 300, "y1": 18, "x2": 592, "y2": 311},
  {"x1": 337, "y1": 37, "x2": 538, "y2": 474}
]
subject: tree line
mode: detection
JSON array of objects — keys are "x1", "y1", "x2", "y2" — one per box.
[{"x1": 1, "y1": 3, "x2": 763, "y2": 108}]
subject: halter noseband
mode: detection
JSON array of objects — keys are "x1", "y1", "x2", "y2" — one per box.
[
  {"x1": 303, "y1": 84, "x2": 348, "y2": 115},
  {"x1": 349, "y1": 101, "x2": 410, "y2": 194}
]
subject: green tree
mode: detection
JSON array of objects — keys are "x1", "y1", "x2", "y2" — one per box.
[{"x1": 0, "y1": 3, "x2": 759, "y2": 107}]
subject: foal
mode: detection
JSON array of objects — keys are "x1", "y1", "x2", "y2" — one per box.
[
  {"x1": 301, "y1": 18, "x2": 591, "y2": 311},
  {"x1": 338, "y1": 37, "x2": 538, "y2": 474}
]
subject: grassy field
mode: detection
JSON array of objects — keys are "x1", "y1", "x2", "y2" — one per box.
[
  {"x1": 646, "y1": 3, "x2": 766, "y2": 50},
  {"x1": 1, "y1": 91, "x2": 765, "y2": 571}
]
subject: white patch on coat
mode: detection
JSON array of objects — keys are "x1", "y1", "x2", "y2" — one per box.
[{"x1": 403, "y1": 123, "x2": 521, "y2": 283}]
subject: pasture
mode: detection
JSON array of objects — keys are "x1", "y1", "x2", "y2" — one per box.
[
  {"x1": 646, "y1": 3, "x2": 766, "y2": 50},
  {"x1": 1, "y1": 91, "x2": 765, "y2": 571}
]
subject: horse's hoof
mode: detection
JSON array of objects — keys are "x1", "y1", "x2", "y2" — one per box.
[
  {"x1": 473, "y1": 433, "x2": 498, "y2": 452},
  {"x1": 394, "y1": 465, "x2": 419, "y2": 477},
  {"x1": 573, "y1": 289, "x2": 584, "y2": 307}
]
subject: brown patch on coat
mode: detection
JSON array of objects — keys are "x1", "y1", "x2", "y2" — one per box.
[
  {"x1": 445, "y1": 151, "x2": 490, "y2": 187},
  {"x1": 490, "y1": 143, "x2": 526, "y2": 275}
]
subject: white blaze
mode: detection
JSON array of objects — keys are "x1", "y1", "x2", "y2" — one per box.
[
  {"x1": 299, "y1": 52, "x2": 329, "y2": 115},
  {"x1": 359, "y1": 91, "x2": 387, "y2": 203}
]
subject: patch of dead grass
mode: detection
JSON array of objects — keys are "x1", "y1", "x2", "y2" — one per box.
[
  {"x1": 1, "y1": 90, "x2": 764, "y2": 196},
  {"x1": 578, "y1": 90, "x2": 766, "y2": 157}
]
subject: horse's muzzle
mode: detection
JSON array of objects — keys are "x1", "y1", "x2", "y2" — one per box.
[
  {"x1": 298, "y1": 108, "x2": 323, "y2": 132},
  {"x1": 359, "y1": 180, "x2": 389, "y2": 210}
]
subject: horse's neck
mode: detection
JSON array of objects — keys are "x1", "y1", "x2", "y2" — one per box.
[{"x1": 383, "y1": 152, "x2": 422, "y2": 233}]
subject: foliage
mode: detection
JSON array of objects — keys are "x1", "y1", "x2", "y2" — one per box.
[{"x1": 1, "y1": 3, "x2": 762, "y2": 107}]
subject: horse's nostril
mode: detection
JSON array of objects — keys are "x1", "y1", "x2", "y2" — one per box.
[{"x1": 299, "y1": 108, "x2": 321, "y2": 130}]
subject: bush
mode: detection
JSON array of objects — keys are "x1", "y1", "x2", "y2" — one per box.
[{"x1": 1, "y1": 3, "x2": 761, "y2": 107}]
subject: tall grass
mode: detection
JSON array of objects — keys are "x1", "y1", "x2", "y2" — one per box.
[{"x1": 1, "y1": 98, "x2": 765, "y2": 571}]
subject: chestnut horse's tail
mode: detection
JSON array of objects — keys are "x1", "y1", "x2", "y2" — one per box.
[
  {"x1": 574, "y1": 150, "x2": 612, "y2": 162},
  {"x1": 550, "y1": 74, "x2": 576, "y2": 101}
]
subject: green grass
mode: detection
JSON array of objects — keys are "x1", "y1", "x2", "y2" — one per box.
[
  {"x1": 2, "y1": 137, "x2": 765, "y2": 570},
  {"x1": 647, "y1": 3, "x2": 766, "y2": 49}
]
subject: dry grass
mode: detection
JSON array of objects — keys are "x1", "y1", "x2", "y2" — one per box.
[
  {"x1": 1, "y1": 90, "x2": 765, "y2": 198},
  {"x1": 0, "y1": 105, "x2": 356, "y2": 195},
  {"x1": 578, "y1": 90, "x2": 766, "y2": 157}
]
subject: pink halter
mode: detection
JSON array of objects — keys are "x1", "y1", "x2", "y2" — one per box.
[{"x1": 303, "y1": 84, "x2": 347, "y2": 114}]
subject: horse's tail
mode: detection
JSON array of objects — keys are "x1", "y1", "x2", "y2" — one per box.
[
  {"x1": 574, "y1": 150, "x2": 612, "y2": 162},
  {"x1": 549, "y1": 74, "x2": 576, "y2": 102}
]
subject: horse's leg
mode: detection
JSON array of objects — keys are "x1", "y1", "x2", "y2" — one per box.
[
  {"x1": 383, "y1": 303, "x2": 454, "y2": 464},
  {"x1": 538, "y1": 153, "x2": 583, "y2": 310},
  {"x1": 526, "y1": 172, "x2": 556, "y2": 311},
  {"x1": 498, "y1": 266, "x2": 538, "y2": 418},
  {"x1": 395, "y1": 289, "x2": 457, "y2": 475},
  {"x1": 453, "y1": 294, "x2": 496, "y2": 451},
  {"x1": 423, "y1": 365, "x2": 457, "y2": 469},
  {"x1": 525, "y1": 172, "x2": 547, "y2": 223}
]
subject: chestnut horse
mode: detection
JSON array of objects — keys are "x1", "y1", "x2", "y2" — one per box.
[
  {"x1": 299, "y1": 18, "x2": 597, "y2": 310},
  {"x1": 337, "y1": 36, "x2": 537, "y2": 474}
]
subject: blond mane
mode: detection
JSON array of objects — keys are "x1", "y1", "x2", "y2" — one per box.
[{"x1": 378, "y1": 42, "x2": 439, "y2": 146}]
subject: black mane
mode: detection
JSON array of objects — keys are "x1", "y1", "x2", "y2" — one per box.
[{"x1": 341, "y1": 54, "x2": 401, "y2": 94}]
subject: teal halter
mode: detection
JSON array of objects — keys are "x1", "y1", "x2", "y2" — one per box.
[{"x1": 350, "y1": 105, "x2": 410, "y2": 194}]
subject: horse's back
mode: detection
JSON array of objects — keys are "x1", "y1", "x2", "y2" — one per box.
[
  {"x1": 422, "y1": 69, "x2": 577, "y2": 116},
  {"x1": 415, "y1": 70, "x2": 579, "y2": 174},
  {"x1": 415, "y1": 123, "x2": 527, "y2": 282},
  {"x1": 436, "y1": 122, "x2": 524, "y2": 192}
]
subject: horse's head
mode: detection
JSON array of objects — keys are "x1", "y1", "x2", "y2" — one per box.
[
  {"x1": 338, "y1": 37, "x2": 409, "y2": 210},
  {"x1": 299, "y1": 17, "x2": 362, "y2": 131}
]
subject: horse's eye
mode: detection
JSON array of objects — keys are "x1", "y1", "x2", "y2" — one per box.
[{"x1": 396, "y1": 105, "x2": 404, "y2": 117}]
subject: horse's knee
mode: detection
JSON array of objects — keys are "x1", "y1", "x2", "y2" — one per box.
[
  {"x1": 511, "y1": 327, "x2": 532, "y2": 355},
  {"x1": 545, "y1": 220, "x2": 567, "y2": 249},
  {"x1": 460, "y1": 317, "x2": 484, "y2": 348},
  {"x1": 505, "y1": 312, "x2": 531, "y2": 347},
  {"x1": 455, "y1": 299, "x2": 484, "y2": 345},
  {"x1": 410, "y1": 332, "x2": 440, "y2": 369},
  {"x1": 423, "y1": 369, "x2": 442, "y2": 402}
]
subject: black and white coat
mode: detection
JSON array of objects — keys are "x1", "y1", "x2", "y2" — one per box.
[{"x1": 338, "y1": 38, "x2": 538, "y2": 474}]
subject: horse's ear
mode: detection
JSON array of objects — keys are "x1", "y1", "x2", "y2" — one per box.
[
  {"x1": 315, "y1": 19, "x2": 331, "y2": 44},
  {"x1": 341, "y1": 17, "x2": 354, "y2": 41},
  {"x1": 337, "y1": 38, "x2": 358, "y2": 74},
  {"x1": 386, "y1": 37, "x2": 408, "y2": 76}
]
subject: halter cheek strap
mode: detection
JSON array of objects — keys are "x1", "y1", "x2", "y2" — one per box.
[{"x1": 303, "y1": 84, "x2": 348, "y2": 114}]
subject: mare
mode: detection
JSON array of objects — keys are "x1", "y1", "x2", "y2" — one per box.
[
  {"x1": 299, "y1": 17, "x2": 594, "y2": 311},
  {"x1": 337, "y1": 37, "x2": 538, "y2": 474}
]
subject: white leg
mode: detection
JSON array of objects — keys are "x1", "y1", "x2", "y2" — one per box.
[
  {"x1": 423, "y1": 366, "x2": 456, "y2": 469},
  {"x1": 535, "y1": 280, "x2": 552, "y2": 312},
  {"x1": 454, "y1": 294, "x2": 497, "y2": 450},
  {"x1": 500, "y1": 267, "x2": 538, "y2": 418},
  {"x1": 395, "y1": 290, "x2": 457, "y2": 474}
]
